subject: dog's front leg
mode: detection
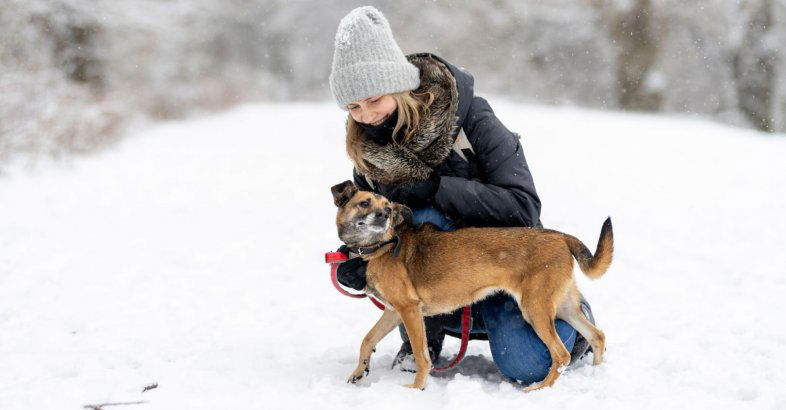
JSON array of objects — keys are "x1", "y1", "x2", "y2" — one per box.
[
  {"x1": 397, "y1": 304, "x2": 431, "y2": 390},
  {"x1": 348, "y1": 308, "x2": 401, "y2": 384}
]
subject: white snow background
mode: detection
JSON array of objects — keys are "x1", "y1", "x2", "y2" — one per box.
[{"x1": 1, "y1": 102, "x2": 785, "y2": 409}]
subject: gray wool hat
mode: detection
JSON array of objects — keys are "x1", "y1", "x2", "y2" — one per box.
[{"x1": 329, "y1": 6, "x2": 421, "y2": 110}]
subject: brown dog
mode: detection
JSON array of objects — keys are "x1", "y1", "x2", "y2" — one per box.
[{"x1": 330, "y1": 180, "x2": 614, "y2": 391}]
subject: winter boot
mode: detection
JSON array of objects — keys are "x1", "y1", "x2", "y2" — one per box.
[{"x1": 391, "y1": 338, "x2": 443, "y2": 372}]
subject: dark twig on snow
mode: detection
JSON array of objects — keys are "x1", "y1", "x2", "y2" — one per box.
[
  {"x1": 82, "y1": 401, "x2": 147, "y2": 409},
  {"x1": 141, "y1": 383, "x2": 158, "y2": 393}
]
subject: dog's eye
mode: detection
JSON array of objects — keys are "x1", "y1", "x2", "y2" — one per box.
[{"x1": 358, "y1": 200, "x2": 370, "y2": 208}]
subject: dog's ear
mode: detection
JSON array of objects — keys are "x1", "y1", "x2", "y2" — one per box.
[
  {"x1": 331, "y1": 180, "x2": 358, "y2": 207},
  {"x1": 392, "y1": 203, "x2": 413, "y2": 228}
]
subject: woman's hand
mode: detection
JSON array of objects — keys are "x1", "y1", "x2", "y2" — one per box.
[
  {"x1": 336, "y1": 245, "x2": 368, "y2": 291},
  {"x1": 382, "y1": 171, "x2": 440, "y2": 208}
]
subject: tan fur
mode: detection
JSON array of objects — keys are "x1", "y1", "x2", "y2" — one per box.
[{"x1": 332, "y1": 183, "x2": 614, "y2": 391}]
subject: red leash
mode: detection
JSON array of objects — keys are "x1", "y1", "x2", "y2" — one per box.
[
  {"x1": 325, "y1": 251, "x2": 386, "y2": 309},
  {"x1": 325, "y1": 251, "x2": 470, "y2": 371},
  {"x1": 432, "y1": 305, "x2": 471, "y2": 371}
]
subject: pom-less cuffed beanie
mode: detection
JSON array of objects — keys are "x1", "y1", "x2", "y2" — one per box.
[{"x1": 329, "y1": 6, "x2": 421, "y2": 110}]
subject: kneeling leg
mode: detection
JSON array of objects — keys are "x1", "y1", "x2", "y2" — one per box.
[{"x1": 480, "y1": 293, "x2": 576, "y2": 387}]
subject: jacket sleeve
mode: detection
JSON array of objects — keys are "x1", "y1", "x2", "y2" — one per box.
[{"x1": 434, "y1": 97, "x2": 542, "y2": 227}]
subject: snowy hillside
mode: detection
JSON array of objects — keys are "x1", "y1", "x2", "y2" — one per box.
[{"x1": 1, "y1": 102, "x2": 785, "y2": 409}]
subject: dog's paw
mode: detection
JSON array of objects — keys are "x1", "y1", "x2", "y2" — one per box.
[
  {"x1": 347, "y1": 366, "x2": 369, "y2": 384},
  {"x1": 523, "y1": 382, "x2": 543, "y2": 392},
  {"x1": 347, "y1": 374, "x2": 364, "y2": 384},
  {"x1": 592, "y1": 350, "x2": 604, "y2": 365},
  {"x1": 404, "y1": 383, "x2": 425, "y2": 390}
]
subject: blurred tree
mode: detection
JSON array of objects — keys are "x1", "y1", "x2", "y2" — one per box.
[
  {"x1": 733, "y1": 0, "x2": 777, "y2": 132},
  {"x1": 594, "y1": 0, "x2": 662, "y2": 111}
]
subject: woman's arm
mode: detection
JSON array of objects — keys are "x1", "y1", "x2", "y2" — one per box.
[{"x1": 434, "y1": 97, "x2": 542, "y2": 227}]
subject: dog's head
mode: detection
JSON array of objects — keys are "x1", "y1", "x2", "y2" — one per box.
[{"x1": 330, "y1": 180, "x2": 412, "y2": 247}]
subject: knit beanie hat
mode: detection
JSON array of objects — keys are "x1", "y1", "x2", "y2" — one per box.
[{"x1": 329, "y1": 6, "x2": 421, "y2": 110}]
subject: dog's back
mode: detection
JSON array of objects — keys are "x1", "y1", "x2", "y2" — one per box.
[{"x1": 382, "y1": 219, "x2": 613, "y2": 316}]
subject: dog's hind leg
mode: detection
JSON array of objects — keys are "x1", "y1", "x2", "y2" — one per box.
[
  {"x1": 519, "y1": 300, "x2": 571, "y2": 392},
  {"x1": 348, "y1": 309, "x2": 401, "y2": 384},
  {"x1": 558, "y1": 296, "x2": 605, "y2": 365},
  {"x1": 396, "y1": 303, "x2": 431, "y2": 390}
]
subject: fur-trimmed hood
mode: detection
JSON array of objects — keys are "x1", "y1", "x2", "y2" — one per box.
[{"x1": 350, "y1": 53, "x2": 475, "y2": 185}]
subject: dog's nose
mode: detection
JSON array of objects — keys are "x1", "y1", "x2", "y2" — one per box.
[{"x1": 374, "y1": 211, "x2": 387, "y2": 219}]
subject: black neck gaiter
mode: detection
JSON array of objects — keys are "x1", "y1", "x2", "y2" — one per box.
[{"x1": 357, "y1": 109, "x2": 402, "y2": 145}]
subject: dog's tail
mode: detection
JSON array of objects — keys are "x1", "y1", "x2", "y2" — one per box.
[{"x1": 563, "y1": 217, "x2": 614, "y2": 280}]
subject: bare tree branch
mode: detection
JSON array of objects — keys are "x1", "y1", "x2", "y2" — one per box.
[{"x1": 82, "y1": 401, "x2": 147, "y2": 410}]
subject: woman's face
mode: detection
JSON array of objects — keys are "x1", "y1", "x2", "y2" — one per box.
[{"x1": 347, "y1": 95, "x2": 397, "y2": 125}]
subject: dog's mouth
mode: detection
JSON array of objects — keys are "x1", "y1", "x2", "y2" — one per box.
[
  {"x1": 337, "y1": 205, "x2": 396, "y2": 248},
  {"x1": 355, "y1": 209, "x2": 391, "y2": 233},
  {"x1": 357, "y1": 218, "x2": 389, "y2": 233}
]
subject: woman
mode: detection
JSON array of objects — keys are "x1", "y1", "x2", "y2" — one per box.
[{"x1": 330, "y1": 6, "x2": 595, "y2": 385}]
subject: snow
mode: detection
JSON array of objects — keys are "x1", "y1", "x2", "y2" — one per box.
[{"x1": 1, "y1": 102, "x2": 786, "y2": 409}]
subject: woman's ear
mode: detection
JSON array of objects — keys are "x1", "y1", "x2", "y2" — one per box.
[
  {"x1": 392, "y1": 203, "x2": 413, "y2": 228},
  {"x1": 331, "y1": 180, "x2": 358, "y2": 207}
]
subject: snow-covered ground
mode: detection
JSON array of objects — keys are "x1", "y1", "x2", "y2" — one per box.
[{"x1": 1, "y1": 102, "x2": 785, "y2": 409}]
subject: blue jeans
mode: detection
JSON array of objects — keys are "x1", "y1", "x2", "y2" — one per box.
[{"x1": 410, "y1": 207, "x2": 577, "y2": 384}]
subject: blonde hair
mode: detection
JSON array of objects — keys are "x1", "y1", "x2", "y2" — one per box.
[{"x1": 346, "y1": 90, "x2": 435, "y2": 174}]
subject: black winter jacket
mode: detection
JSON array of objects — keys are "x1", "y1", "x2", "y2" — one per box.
[{"x1": 352, "y1": 53, "x2": 542, "y2": 228}]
